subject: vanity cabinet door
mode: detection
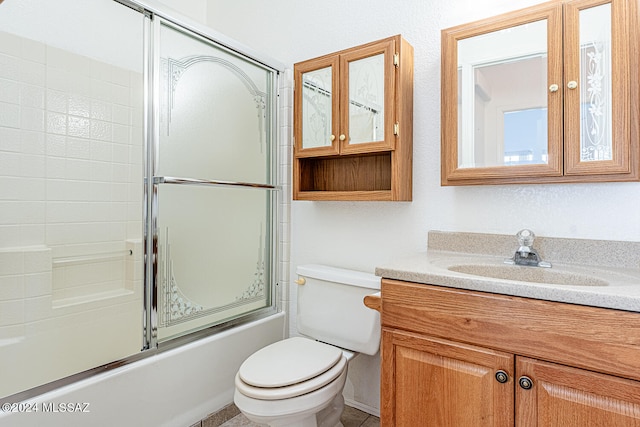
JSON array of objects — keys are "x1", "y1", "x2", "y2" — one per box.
[
  {"x1": 381, "y1": 328, "x2": 514, "y2": 427},
  {"x1": 516, "y1": 357, "x2": 640, "y2": 426}
]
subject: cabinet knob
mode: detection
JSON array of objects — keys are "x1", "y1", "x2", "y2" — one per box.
[
  {"x1": 339, "y1": 134, "x2": 346, "y2": 141},
  {"x1": 549, "y1": 84, "x2": 559, "y2": 93},
  {"x1": 495, "y1": 370, "x2": 509, "y2": 384},
  {"x1": 567, "y1": 80, "x2": 578, "y2": 89},
  {"x1": 330, "y1": 134, "x2": 336, "y2": 142},
  {"x1": 518, "y1": 376, "x2": 533, "y2": 390}
]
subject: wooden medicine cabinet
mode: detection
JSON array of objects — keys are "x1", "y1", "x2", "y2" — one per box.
[
  {"x1": 293, "y1": 35, "x2": 414, "y2": 201},
  {"x1": 441, "y1": 0, "x2": 639, "y2": 186}
]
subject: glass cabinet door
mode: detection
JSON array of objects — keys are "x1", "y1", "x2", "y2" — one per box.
[
  {"x1": 563, "y1": 0, "x2": 630, "y2": 175},
  {"x1": 294, "y1": 39, "x2": 397, "y2": 158},
  {"x1": 294, "y1": 56, "x2": 340, "y2": 157},
  {"x1": 441, "y1": 3, "x2": 564, "y2": 183},
  {"x1": 340, "y1": 39, "x2": 396, "y2": 154}
]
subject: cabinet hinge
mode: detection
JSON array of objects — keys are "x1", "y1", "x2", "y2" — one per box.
[
  {"x1": 393, "y1": 53, "x2": 399, "y2": 67},
  {"x1": 394, "y1": 122, "x2": 399, "y2": 136}
]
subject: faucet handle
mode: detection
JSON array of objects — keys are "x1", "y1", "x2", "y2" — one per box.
[{"x1": 516, "y1": 229, "x2": 535, "y2": 248}]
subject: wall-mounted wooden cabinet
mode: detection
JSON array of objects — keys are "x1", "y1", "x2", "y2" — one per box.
[
  {"x1": 380, "y1": 279, "x2": 640, "y2": 426},
  {"x1": 441, "y1": 0, "x2": 639, "y2": 185},
  {"x1": 293, "y1": 35, "x2": 413, "y2": 201}
]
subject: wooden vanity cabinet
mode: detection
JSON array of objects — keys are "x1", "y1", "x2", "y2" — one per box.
[
  {"x1": 380, "y1": 279, "x2": 640, "y2": 426},
  {"x1": 382, "y1": 329, "x2": 514, "y2": 426},
  {"x1": 293, "y1": 35, "x2": 413, "y2": 201}
]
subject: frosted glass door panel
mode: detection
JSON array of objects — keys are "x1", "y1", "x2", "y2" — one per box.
[
  {"x1": 158, "y1": 23, "x2": 272, "y2": 185},
  {"x1": 579, "y1": 3, "x2": 612, "y2": 162},
  {"x1": 153, "y1": 20, "x2": 276, "y2": 343},
  {"x1": 156, "y1": 185, "x2": 271, "y2": 341}
]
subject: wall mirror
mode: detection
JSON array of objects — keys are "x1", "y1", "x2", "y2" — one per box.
[
  {"x1": 457, "y1": 20, "x2": 548, "y2": 168},
  {"x1": 442, "y1": 0, "x2": 639, "y2": 186},
  {"x1": 347, "y1": 53, "x2": 385, "y2": 145},
  {"x1": 442, "y1": 3, "x2": 564, "y2": 185},
  {"x1": 301, "y1": 66, "x2": 334, "y2": 150}
]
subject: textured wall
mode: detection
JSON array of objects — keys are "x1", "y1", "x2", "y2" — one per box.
[{"x1": 206, "y1": 0, "x2": 640, "y2": 413}]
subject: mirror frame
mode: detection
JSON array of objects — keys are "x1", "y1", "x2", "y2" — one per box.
[{"x1": 441, "y1": 2, "x2": 564, "y2": 185}]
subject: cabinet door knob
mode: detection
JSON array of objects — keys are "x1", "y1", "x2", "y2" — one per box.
[
  {"x1": 495, "y1": 370, "x2": 509, "y2": 384},
  {"x1": 567, "y1": 80, "x2": 578, "y2": 89},
  {"x1": 518, "y1": 376, "x2": 533, "y2": 390},
  {"x1": 339, "y1": 134, "x2": 346, "y2": 141},
  {"x1": 330, "y1": 134, "x2": 336, "y2": 142},
  {"x1": 549, "y1": 84, "x2": 559, "y2": 93}
]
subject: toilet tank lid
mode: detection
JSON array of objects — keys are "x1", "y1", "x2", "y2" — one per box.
[{"x1": 296, "y1": 264, "x2": 381, "y2": 290}]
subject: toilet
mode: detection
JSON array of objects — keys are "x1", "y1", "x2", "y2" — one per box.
[{"x1": 233, "y1": 264, "x2": 381, "y2": 427}]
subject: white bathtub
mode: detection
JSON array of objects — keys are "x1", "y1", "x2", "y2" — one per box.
[{"x1": 0, "y1": 313, "x2": 285, "y2": 427}]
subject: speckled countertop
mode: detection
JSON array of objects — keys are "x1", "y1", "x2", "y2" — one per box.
[{"x1": 375, "y1": 231, "x2": 640, "y2": 312}]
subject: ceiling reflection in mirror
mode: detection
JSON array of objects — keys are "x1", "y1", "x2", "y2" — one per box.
[
  {"x1": 457, "y1": 19, "x2": 548, "y2": 168},
  {"x1": 301, "y1": 66, "x2": 333, "y2": 149}
]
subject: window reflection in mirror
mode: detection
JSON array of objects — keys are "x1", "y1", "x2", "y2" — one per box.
[
  {"x1": 301, "y1": 67, "x2": 333, "y2": 149},
  {"x1": 457, "y1": 19, "x2": 548, "y2": 168},
  {"x1": 349, "y1": 53, "x2": 385, "y2": 144},
  {"x1": 504, "y1": 107, "x2": 548, "y2": 165}
]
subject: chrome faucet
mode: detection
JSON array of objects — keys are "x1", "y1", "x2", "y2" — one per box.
[{"x1": 504, "y1": 229, "x2": 551, "y2": 268}]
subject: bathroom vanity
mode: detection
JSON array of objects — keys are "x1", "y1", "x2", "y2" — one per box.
[{"x1": 372, "y1": 231, "x2": 640, "y2": 426}]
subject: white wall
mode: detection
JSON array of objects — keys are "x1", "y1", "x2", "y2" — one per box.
[
  {"x1": 155, "y1": 0, "x2": 208, "y2": 24},
  {"x1": 207, "y1": 0, "x2": 640, "y2": 414}
]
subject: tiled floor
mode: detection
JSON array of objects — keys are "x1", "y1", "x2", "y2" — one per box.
[{"x1": 218, "y1": 405, "x2": 380, "y2": 427}]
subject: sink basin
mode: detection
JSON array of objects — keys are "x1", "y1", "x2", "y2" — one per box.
[{"x1": 447, "y1": 264, "x2": 609, "y2": 286}]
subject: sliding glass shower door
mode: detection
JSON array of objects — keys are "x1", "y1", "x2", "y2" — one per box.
[{"x1": 151, "y1": 21, "x2": 278, "y2": 342}]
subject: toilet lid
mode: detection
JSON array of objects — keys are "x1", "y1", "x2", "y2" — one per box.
[
  {"x1": 235, "y1": 355, "x2": 347, "y2": 400},
  {"x1": 238, "y1": 337, "x2": 343, "y2": 388}
]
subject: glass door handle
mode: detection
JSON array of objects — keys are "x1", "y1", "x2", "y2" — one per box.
[{"x1": 153, "y1": 176, "x2": 279, "y2": 190}]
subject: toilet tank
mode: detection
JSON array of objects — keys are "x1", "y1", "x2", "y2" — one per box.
[{"x1": 295, "y1": 264, "x2": 381, "y2": 356}]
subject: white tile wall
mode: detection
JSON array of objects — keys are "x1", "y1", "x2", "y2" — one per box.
[
  {"x1": 0, "y1": 30, "x2": 143, "y2": 398},
  {"x1": 279, "y1": 68, "x2": 293, "y2": 336}
]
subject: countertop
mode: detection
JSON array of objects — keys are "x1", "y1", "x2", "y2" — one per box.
[{"x1": 375, "y1": 231, "x2": 640, "y2": 313}]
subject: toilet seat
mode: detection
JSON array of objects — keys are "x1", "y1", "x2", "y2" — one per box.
[{"x1": 236, "y1": 337, "x2": 347, "y2": 400}]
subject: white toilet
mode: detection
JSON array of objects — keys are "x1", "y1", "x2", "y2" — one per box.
[{"x1": 233, "y1": 264, "x2": 381, "y2": 427}]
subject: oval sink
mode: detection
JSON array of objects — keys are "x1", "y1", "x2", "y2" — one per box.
[{"x1": 447, "y1": 264, "x2": 609, "y2": 286}]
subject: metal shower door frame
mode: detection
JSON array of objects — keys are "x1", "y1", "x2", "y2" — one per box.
[{"x1": 139, "y1": 7, "x2": 283, "y2": 350}]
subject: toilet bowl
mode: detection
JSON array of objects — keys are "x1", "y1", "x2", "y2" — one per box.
[
  {"x1": 234, "y1": 337, "x2": 353, "y2": 427},
  {"x1": 233, "y1": 265, "x2": 381, "y2": 427}
]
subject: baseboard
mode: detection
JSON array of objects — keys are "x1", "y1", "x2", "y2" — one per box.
[{"x1": 344, "y1": 398, "x2": 380, "y2": 418}]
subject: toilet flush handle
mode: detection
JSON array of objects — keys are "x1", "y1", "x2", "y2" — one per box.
[{"x1": 295, "y1": 277, "x2": 306, "y2": 285}]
